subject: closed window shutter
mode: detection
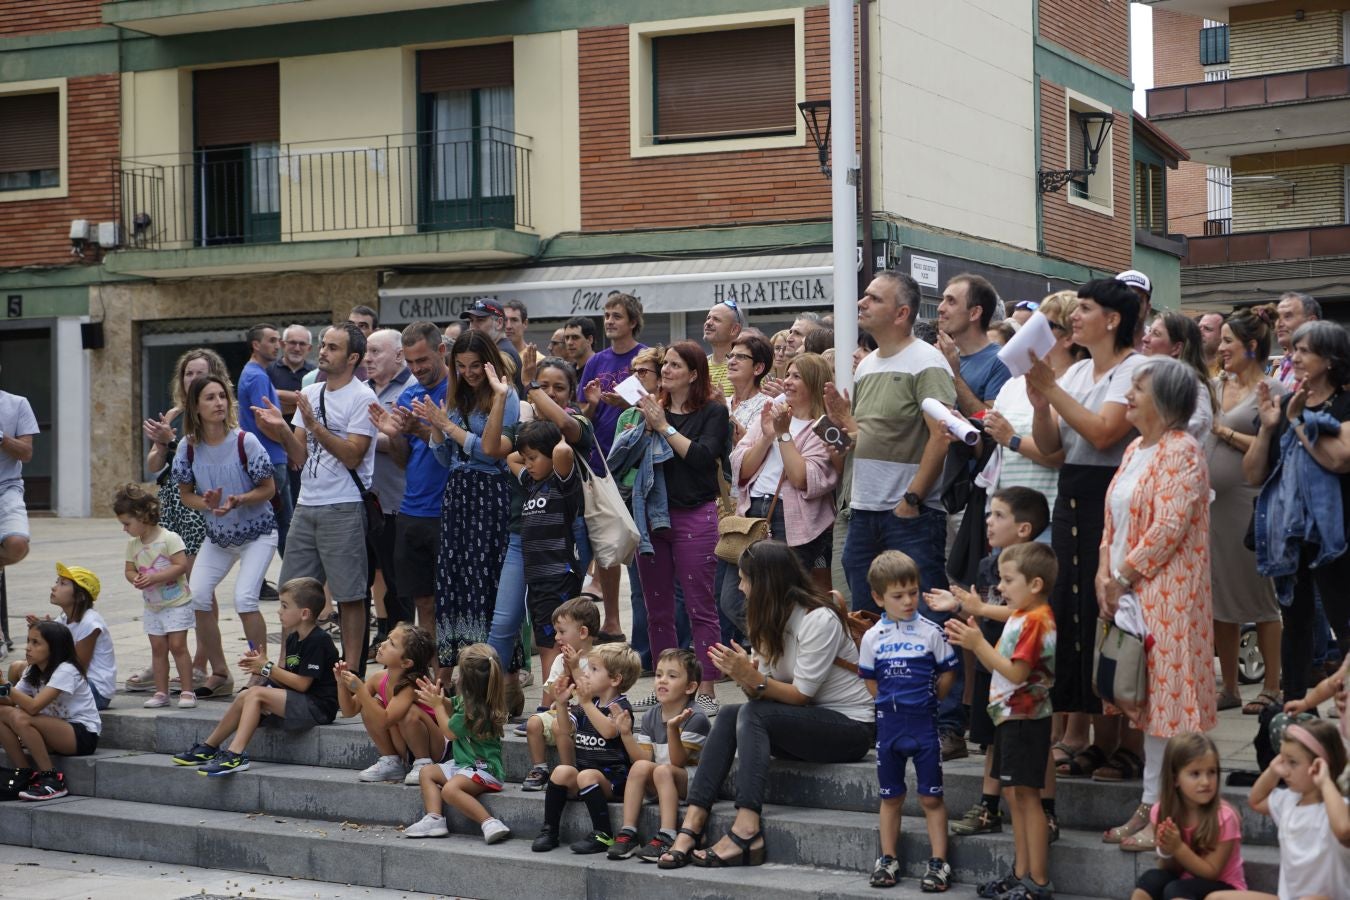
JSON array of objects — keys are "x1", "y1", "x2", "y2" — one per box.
[
  {"x1": 654, "y1": 25, "x2": 795, "y2": 142},
  {"x1": 419, "y1": 43, "x2": 514, "y2": 93},
  {"x1": 195, "y1": 63, "x2": 280, "y2": 148},
  {"x1": 0, "y1": 93, "x2": 59, "y2": 174}
]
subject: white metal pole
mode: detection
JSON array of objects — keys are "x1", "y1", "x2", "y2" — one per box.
[{"x1": 830, "y1": 0, "x2": 858, "y2": 393}]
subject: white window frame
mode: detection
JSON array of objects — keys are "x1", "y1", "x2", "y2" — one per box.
[
  {"x1": 0, "y1": 78, "x2": 68, "y2": 204},
  {"x1": 1064, "y1": 88, "x2": 1114, "y2": 217},
  {"x1": 628, "y1": 8, "x2": 806, "y2": 159}
]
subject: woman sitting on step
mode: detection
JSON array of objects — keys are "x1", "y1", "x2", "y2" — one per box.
[{"x1": 658, "y1": 540, "x2": 874, "y2": 869}]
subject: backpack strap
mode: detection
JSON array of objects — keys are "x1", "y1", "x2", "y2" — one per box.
[{"x1": 236, "y1": 429, "x2": 248, "y2": 470}]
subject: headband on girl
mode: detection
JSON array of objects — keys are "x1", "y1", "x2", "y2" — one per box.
[{"x1": 1285, "y1": 723, "x2": 1330, "y2": 764}]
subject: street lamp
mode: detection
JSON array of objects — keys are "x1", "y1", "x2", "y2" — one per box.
[
  {"x1": 1038, "y1": 111, "x2": 1114, "y2": 194},
  {"x1": 797, "y1": 99, "x2": 831, "y2": 179}
]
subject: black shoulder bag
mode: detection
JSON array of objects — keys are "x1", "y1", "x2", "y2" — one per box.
[{"x1": 319, "y1": 389, "x2": 385, "y2": 538}]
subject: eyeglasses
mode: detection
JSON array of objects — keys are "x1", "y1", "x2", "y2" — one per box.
[
  {"x1": 1014, "y1": 301, "x2": 1040, "y2": 311},
  {"x1": 726, "y1": 352, "x2": 754, "y2": 362},
  {"x1": 632, "y1": 367, "x2": 656, "y2": 376}
]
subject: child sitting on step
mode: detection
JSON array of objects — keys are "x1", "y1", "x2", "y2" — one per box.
[
  {"x1": 532, "y1": 642, "x2": 642, "y2": 854},
  {"x1": 171, "y1": 577, "x2": 338, "y2": 776},
  {"x1": 859, "y1": 550, "x2": 958, "y2": 892},
  {"x1": 607, "y1": 648, "x2": 712, "y2": 861},
  {"x1": 21, "y1": 562, "x2": 118, "y2": 713},
  {"x1": 335, "y1": 622, "x2": 445, "y2": 785},
  {"x1": 0, "y1": 620, "x2": 103, "y2": 801},
  {"x1": 403, "y1": 643, "x2": 511, "y2": 844},
  {"x1": 1131, "y1": 732, "x2": 1245, "y2": 900},
  {"x1": 519, "y1": 597, "x2": 597, "y2": 791},
  {"x1": 115, "y1": 484, "x2": 193, "y2": 710}
]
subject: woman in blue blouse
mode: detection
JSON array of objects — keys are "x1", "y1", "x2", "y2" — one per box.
[{"x1": 417, "y1": 331, "x2": 519, "y2": 677}]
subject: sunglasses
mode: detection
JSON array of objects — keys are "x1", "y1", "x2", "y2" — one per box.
[{"x1": 1014, "y1": 301, "x2": 1040, "y2": 312}]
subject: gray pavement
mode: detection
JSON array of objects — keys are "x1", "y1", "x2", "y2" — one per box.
[{"x1": 1, "y1": 517, "x2": 1270, "y2": 768}]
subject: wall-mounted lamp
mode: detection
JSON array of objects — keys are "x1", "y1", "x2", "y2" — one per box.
[
  {"x1": 797, "y1": 99, "x2": 831, "y2": 179},
  {"x1": 1037, "y1": 111, "x2": 1115, "y2": 194}
]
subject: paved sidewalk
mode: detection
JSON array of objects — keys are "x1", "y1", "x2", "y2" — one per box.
[
  {"x1": 1, "y1": 517, "x2": 1267, "y2": 769},
  {"x1": 0, "y1": 845, "x2": 446, "y2": 900}
]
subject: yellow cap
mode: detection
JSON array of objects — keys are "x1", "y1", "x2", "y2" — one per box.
[{"x1": 56, "y1": 563, "x2": 101, "y2": 603}]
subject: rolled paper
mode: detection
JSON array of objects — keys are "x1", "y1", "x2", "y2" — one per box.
[
  {"x1": 997, "y1": 310, "x2": 1058, "y2": 378},
  {"x1": 921, "y1": 397, "x2": 979, "y2": 446}
]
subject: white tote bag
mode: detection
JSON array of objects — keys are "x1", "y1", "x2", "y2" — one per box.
[{"x1": 577, "y1": 453, "x2": 640, "y2": 568}]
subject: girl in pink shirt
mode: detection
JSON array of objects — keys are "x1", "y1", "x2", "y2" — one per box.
[{"x1": 1132, "y1": 733, "x2": 1246, "y2": 900}]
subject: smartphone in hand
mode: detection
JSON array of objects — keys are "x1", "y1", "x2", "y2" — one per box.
[{"x1": 812, "y1": 415, "x2": 853, "y2": 452}]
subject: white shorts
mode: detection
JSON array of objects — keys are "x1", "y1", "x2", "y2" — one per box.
[
  {"x1": 0, "y1": 483, "x2": 29, "y2": 541},
  {"x1": 143, "y1": 603, "x2": 195, "y2": 636},
  {"x1": 436, "y1": 762, "x2": 503, "y2": 792}
]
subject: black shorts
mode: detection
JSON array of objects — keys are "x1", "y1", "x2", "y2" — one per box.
[
  {"x1": 528, "y1": 578, "x2": 581, "y2": 649},
  {"x1": 990, "y1": 718, "x2": 1051, "y2": 790},
  {"x1": 968, "y1": 669, "x2": 995, "y2": 747},
  {"x1": 70, "y1": 722, "x2": 99, "y2": 757},
  {"x1": 370, "y1": 512, "x2": 399, "y2": 598},
  {"x1": 394, "y1": 514, "x2": 439, "y2": 599}
]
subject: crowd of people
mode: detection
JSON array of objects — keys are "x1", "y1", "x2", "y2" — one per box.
[{"x1": 1, "y1": 280, "x2": 1350, "y2": 899}]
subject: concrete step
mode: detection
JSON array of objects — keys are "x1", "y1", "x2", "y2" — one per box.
[
  {"x1": 96, "y1": 706, "x2": 1280, "y2": 846},
  {"x1": 57, "y1": 751, "x2": 1279, "y2": 897},
  {"x1": 2, "y1": 795, "x2": 1105, "y2": 900}
]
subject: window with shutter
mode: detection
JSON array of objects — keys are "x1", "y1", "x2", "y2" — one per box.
[
  {"x1": 1064, "y1": 93, "x2": 1114, "y2": 214},
  {"x1": 192, "y1": 64, "x2": 281, "y2": 246},
  {"x1": 0, "y1": 92, "x2": 59, "y2": 192},
  {"x1": 652, "y1": 26, "x2": 795, "y2": 143}
]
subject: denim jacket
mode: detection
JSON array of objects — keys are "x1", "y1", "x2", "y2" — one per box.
[
  {"x1": 1255, "y1": 409, "x2": 1347, "y2": 604},
  {"x1": 430, "y1": 393, "x2": 519, "y2": 476},
  {"x1": 609, "y1": 423, "x2": 671, "y2": 555}
]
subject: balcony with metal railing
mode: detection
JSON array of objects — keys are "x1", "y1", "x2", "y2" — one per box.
[
  {"x1": 107, "y1": 129, "x2": 537, "y2": 277},
  {"x1": 103, "y1": 0, "x2": 495, "y2": 36}
]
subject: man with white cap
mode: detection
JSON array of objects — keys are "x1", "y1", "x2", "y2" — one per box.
[{"x1": 1115, "y1": 269, "x2": 1152, "y2": 349}]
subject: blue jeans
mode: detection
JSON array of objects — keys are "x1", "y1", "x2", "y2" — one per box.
[
  {"x1": 843, "y1": 506, "x2": 966, "y2": 736},
  {"x1": 271, "y1": 464, "x2": 293, "y2": 558},
  {"x1": 487, "y1": 534, "x2": 526, "y2": 672}
]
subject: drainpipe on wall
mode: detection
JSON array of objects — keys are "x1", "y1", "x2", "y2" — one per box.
[
  {"x1": 859, "y1": 0, "x2": 874, "y2": 288},
  {"x1": 829, "y1": 0, "x2": 858, "y2": 392}
]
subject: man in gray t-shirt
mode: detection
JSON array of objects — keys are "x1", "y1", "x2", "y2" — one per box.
[{"x1": 0, "y1": 385, "x2": 39, "y2": 652}]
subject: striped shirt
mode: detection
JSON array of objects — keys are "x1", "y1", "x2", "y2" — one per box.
[
  {"x1": 849, "y1": 340, "x2": 956, "y2": 511},
  {"x1": 518, "y1": 463, "x2": 583, "y2": 597}
]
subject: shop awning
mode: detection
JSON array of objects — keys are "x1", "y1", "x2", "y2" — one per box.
[{"x1": 377, "y1": 252, "x2": 835, "y2": 324}]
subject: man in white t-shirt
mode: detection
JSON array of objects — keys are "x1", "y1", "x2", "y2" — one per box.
[
  {"x1": 0, "y1": 378, "x2": 38, "y2": 655},
  {"x1": 254, "y1": 322, "x2": 378, "y2": 672}
]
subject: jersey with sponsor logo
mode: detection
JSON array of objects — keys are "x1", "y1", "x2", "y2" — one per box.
[
  {"x1": 569, "y1": 694, "x2": 633, "y2": 779},
  {"x1": 858, "y1": 613, "x2": 958, "y2": 714}
]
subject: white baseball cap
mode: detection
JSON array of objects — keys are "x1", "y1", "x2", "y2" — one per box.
[{"x1": 1115, "y1": 270, "x2": 1152, "y2": 296}]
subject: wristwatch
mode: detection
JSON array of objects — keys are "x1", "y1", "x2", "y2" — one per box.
[
  {"x1": 527, "y1": 381, "x2": 541, "y2": 393},
  {"x1": 1008, "y1": 434, "x2": 1023, "y2": 453},
  {"x1": 664, "y1": 424, "x2": 677, "y2": 437},
  {"x1": 1112, "y1": 569, "x2": 1133, "y2": 590},
  {"x1": 776, "y1": 432, "x2": 793, "y2": 443},
  {"x1": 260, "y1": 661, "x2": 275, "y2": 680},
  {"x1": 753, "y1": 680, "x2": 769, "y2": 699},
  {"x1": 902, "y1": 491, "x2": 921, "y2": 509}
]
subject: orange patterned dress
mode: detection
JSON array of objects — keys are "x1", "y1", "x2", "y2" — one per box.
[{"x1": 1099, "y1": 430, "x2": 1218, "y2": 738}]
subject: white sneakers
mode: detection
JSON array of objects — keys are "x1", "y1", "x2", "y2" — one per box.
[
  {"x1": 358, "y1": 755, "x2": 405, "y2": 783},
  {"x1": 482, "y1": 818, "x2": 511, "y2": 844},
  {"x1": 402, "y1": 814, "x2": 512, "y2": 844},
  {"x1": 403, "y1": 757, "x2": 432, "y2": 786},
  {"x1": 403, "y1": 814, "x2": 449, "y2": 838},
  {"x1": 178, "y1": 691, "x2": 197, "y2": 709}
]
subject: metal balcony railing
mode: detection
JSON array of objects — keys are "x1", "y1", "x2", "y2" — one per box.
[{"x1": 116, "y1": 129, "x2": 531, "y2": 250}]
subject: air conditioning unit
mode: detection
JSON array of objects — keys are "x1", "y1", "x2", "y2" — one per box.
[{"x1": 69, "y1": 219, "x2": 91, "y2": 241}]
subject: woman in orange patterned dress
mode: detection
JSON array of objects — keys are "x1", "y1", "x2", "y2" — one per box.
[{"x1": 1096, "y1": 357, "x2": 1217, "y2": 852}]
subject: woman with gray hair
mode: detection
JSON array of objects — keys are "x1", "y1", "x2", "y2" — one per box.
[
  {"x1": 1244, "y1": 319, "x2": 1350, "y2": 705},
  {"x1": 1096, "y1": 357, "x2": 1216, "y2": 852}
]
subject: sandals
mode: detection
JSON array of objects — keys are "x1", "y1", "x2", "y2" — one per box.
[
  {"x1": 656, "y1": 827, "x2": 705, "y2": 869},
  {"x1": 1050, "y1": 741, "x2": 1080, "y2": 769},
  {"x1": 1102, "y1": 802, "x2": 1150, "y2": 844},
  {"x1": 1217, "y1": 690, "x2": 1243, "y2": 711},
  {"x1": 1056, "y1": 744, "x2": 1107, "y2": 779},
  {"x1": 1243, "y1": 690, "x2": 1282, "y2": 716},
  {"x1": 195, "y1": 674, "x2": 235, "y2": 699},
  {"x1": 1120, "y1": 822, "x2": 1156, "y2": 852},
  {"x1": 692, "y1": 828, "x2": 765, "y2": 867},
  {"x1": 1092, "y1": 747, "x2": 1144, "y2": 783},
  {"x1": 870, "y1": 854, "x2": 901, "y2": 888},
  {"x1": 124, "y1": 667, "x2": 156, "y2": 693}
]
